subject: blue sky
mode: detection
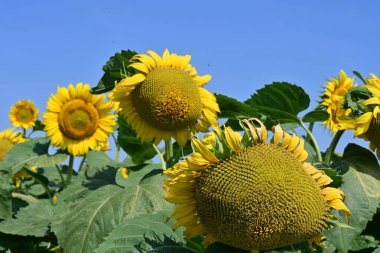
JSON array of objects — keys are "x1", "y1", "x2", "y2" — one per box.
[{"x1": 1, "y1": 0, "x2": 380, "y2": 155}]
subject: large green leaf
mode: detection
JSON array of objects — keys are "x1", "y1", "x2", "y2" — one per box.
[
  {"x1": 324, "y1": 144, "x2": 380, "y2": 253},
  {"x1": 0, "y1": 172, "x2": 13, "y2": 219},
  {"x1": 117, "y1": 116, "x2": 157, "y2": 164},
  {"x1": 245, "y1": 82, "x2": 310, "y2": 124},
  {"x1": 92, "y1": 50, "x2": 137, "y2": 94},
  {"x1": 0, "y1": 200, "x2": 53, "y2": 237},
  {"x1": 52, "y1": 167, "x2": 169, "y2": 253},
  {"x1": 95, "y1": 212, "x2": 192, "y2": 253},
  {"x1": 0, "y1": 138, "x2": 67, "y2": 174},
  {"x1": 302, "y1": 110, "x2": 329, "y2": 123},
  {"x1": 215, "y1": 94, "x2": 256, "y2": 118},
  {"x1": 206, "y1": 243, "x2": 249, "y2": 253}
]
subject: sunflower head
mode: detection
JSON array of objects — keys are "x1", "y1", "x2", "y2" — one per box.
[
  {"x1": 42, "y1": 83, "x2": 116, "y2": 156},
  {"x1": 9, "y1": 100, "x2": 39, "y2": 129},
  {"x1": 112, "y1": 49, "x2": 220, "y2": 146},
  {"x1": 350, "y1": 73, "x2": 380, "y2": 158},
  {"x1": 0, "y1": 128, "x2": 26, "y2": 161},
  {"x1": 320, "y1": 70, "x2": 356, "y2": 132},
  {"x1": 164, "y1": 119, "x2": 350, "y2": 251}
]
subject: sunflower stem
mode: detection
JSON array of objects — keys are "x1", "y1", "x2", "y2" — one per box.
[
  {"x1": 66, "y1": 155, "x2": 74, "y2": 186},
  {"x1": 300, "y1": 120, "x2": 323, "y2": 162},
  {"x1": 164, "y1": 140, "x2": 174, "y2": 168},
  {"x1": 22, "y1": 128, "x2": 26, "y2": 138},
  {"x1": 112, "y1": 133, "x2": 120, "y2": 162},
  {"x1": 324, "y1": 130, "x2": 345, "y2": 165},
  {"x1": 55, "y1": 164, "x2": 66, "y2": 187},
  {"x1": 153, "y1": 144, "x2": 166, "y2": 171},
  {"x1": 78, "y1": 155, "x2": 86, "y2": 172}
]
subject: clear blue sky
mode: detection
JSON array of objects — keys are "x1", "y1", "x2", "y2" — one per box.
[{"x1": 1, "y1": 0, "x2": 380, "y2": 155}]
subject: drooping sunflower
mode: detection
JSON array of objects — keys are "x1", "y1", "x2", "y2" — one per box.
[
  {"x1": 0, "y1": 128, "x2": 26, "y2": 161},
  {"x1": 320, "y1": 70, "x2": 356, "y2": 132},
  {"x1": 42, "y1": 83, "x2": 116, "y2": 156},
  {"x1": 164, "y1": 119, "x2": 350, "y2": 252},
  {"x1": 350, "y1": 73, "x2": 380, "y2": 158},
  {"x1": 9, "y1": 100, "x2": 39, "y2": 129},
  {"x1": 112, "y1": 49, "x2": 219, "y2": 146}
]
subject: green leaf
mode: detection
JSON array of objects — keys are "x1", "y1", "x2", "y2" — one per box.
[
  {"x1": 0, "y1": 138, "x2": 67, "y2": 175},
  {"x1": 0, "y1": 172, "x2": 13, "y2": 219},
  {"x1": 32, "y1": 119, "x2": 45, "y2": 132},
  {"x1": 206, "y1": 243, "x2": 249, "y2": 253},
  {"x1": 116, "y1": 163, "x2": 161, "y2": 187},
  {"x1": 245, "y1": 82, "x2": 310, "y2": 124},
  {"x1": 0, "y1": 200, "x2": 53, "y2": 237},
  {"x1": 52, "y1": 166, "x2": 169, "y2": 253},
  {"x1": 353, "y1": 70, "x2": 367, "y2": 84},
  {"x1": 95, "y1": 212, "x2": 191, "y2": 253},
  {"x1": 324, "y1": 144, "x2": 380, "y2": 253},
  {"x1": 215, "y1": 94, "x2": 256, "y2": 118},
  {"x1": 349, "y1": 235, "x2": 379, "y2": 251},
  {"x1": 92, "y1": 50, "x2": 137, "y2": 94},
  {"x1": 117, "y1": 116, "x2": 157, "y2": 164},
  {"x1": 302, "y1": 110, "x2": 329, "y2": 122}
]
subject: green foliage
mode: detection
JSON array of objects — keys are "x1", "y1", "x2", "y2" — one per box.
[
  {"x1": 117, "y1": 116, "x2": 157, "y2": 164},
  {"x1": 245, "y1": 82, "x2": 310, "y2": 124},
  {"x1": 206, "y1": 243, "x2": 249, "y2": 253},
  {"x1": 91, "y1": 49, "x2": 137, "y2": 94},
  {"x1": 302, "y1": 110, "x2": 329, "y2": 123},
  {"x1": 95, "y1": 212, "x2": 191, "y2": 253},
  {"x1": 324, "y1": 144, "x2": 380, "y2": 253},
  {"x1": 0, "y1": 138, "x2": 67, "y2": 175},
  {"x1": 0, "y1": 172, "x2": 13, "y2": 219},
  {"x1": 52, "y1": 164, "x2": 169, "y2": 253},
  {"x1": 0, "y1": 200, "x2": 52, "y2": 237}
]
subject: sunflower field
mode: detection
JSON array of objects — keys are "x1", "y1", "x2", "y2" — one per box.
[{"x1": 0, "y1": 49, "x2": 380, "y2": 253}]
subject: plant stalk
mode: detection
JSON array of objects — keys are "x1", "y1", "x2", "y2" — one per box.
[
  {"x1": 153, "y1": 144, "x2": 166, "y2": 171},
  {"x1": 164, "y1": 139, "x2": 174, "y2": 168},
  {"x1": 324, "y1": 130, "x2": 345, "y2": 165},
  {"x1": 300, "y1": 120, "x2": 323, "y2": 162},
  {"x1": 112, "y1": 133, "x2": 120, "y2": 162},
  {"x1": 66, "y1": 155, "x2": 74, "y2": 186}
]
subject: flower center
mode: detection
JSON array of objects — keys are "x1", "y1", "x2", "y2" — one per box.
[
  {"x1": 58, "y1": 99, "x2": 99, "y2": 140},
  {"x1": 17, "y1": 108, "x2": 33, "y2": 122},
  {"x1": 0, "y1": 139, "x2": 14, "y2": 161},
  {"x1": 195, "y1": 144, "x2": 329, "y2": 251},
  {"x1": 131, "y1": 68, "x2": 203, "y2": 131}
]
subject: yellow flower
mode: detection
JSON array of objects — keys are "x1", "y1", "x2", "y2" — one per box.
[
  {"x1": 321, "y1": 70, "x2": 356, "y2": 132},
  {"x1": 0, "y1": 128, "x2": 25, "y2": 161},
  {"x1": 93, "y1": 141, "x2": 110, "y2": 153},
  {"x1": 120, "y1": 167, "x2": 129, "y2": 179},
  {"x1": 9, "y1": 100, "x2": 39, "y2": 129},
  {"x1": 112, "y1": 49, "x2": 219, "y2": 146},
  {"x1": 350, "y1": 73, "x2": 380, "y2": 158},
  {"x1": 42, "y1": 83, "x2": 116, "y2": 156},
  {"x1": 164, "y1": 119, "x2": 350, "y2": 251}
]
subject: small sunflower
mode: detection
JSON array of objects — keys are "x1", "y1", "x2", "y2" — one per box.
[
  {"x1": 350, "y1": 73, "x2": 380, "y2": 158},
  {"x1": 9, "y1": 100, "x2": 39, "y2": 129},
  {"x1": 164, "y1": 119, "x2": 350, "y2": 251},
  {"x1": 0, "y1": 128, "x2": 26, "y2": 161},
  {"x1": 42, "y1": 83, "x2": 116, "y2": 156},
  {"x1": 112, "y1": 49, "x2": 219, "y2": 146},
  {"x1": 320, "y1": 70, "x2": 356, "y2": 132},
  {"x1": 93, "y1": 141, "x2": 110, "y2": 153}
]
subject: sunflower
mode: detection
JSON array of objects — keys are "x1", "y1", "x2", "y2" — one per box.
[
  {"x1": 164, "y1": 119, "x2": 350, "y2": 251},
  {"x1": 349, "y1": 73, "x2": 380, "y2": 158},
  {"x1": 0, "y1": 128, "x2": 26, "y2": 161},
  {"x1": 93, "y1": 141, "x2": 110, "y2": 153},
  {"x1": 42, "y1": 83, "x2": 116, "y2": 156},
  {"x1": 320, "y1": 70, "x2": 356, "y2": 132},
  {"x1": 112, "y1": 49, "x2": 219, "y2": 146},
  {"x1": 9, "y1": 100, "x2": 39, "y2": 130}
]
